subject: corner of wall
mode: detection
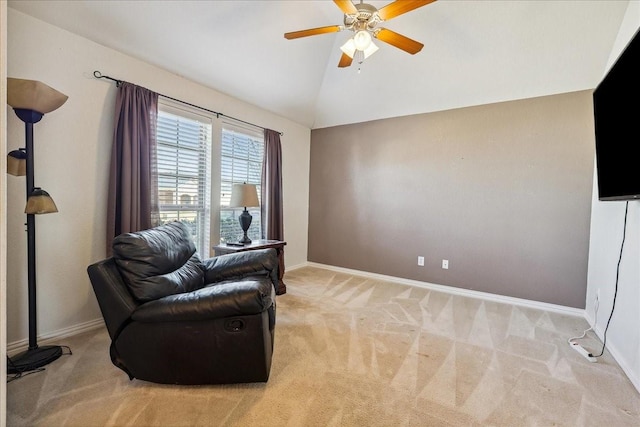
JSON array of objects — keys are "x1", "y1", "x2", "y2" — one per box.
[{"x1": 1, "y1": 1, "x2": 9, "y2": 424}]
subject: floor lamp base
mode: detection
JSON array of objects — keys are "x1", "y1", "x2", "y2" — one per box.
[{"x1": 7, "y1": 345, "x2": 63, "y2": 374}]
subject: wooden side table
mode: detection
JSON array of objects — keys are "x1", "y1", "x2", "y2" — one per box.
[{"x1": 212, "y1": 240, "x2": 287, "y2": 295}]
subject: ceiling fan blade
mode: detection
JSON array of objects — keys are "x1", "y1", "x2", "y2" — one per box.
[
  {"x1": 334, "y1": 0, "x2": 358, "y2": 15},
  {"x1": 377, "y1": 0, "x2": 437, "y2": 21},
  {"x1": 338, "y1": 53, "x2": 353, "y2": 68},
  {"x1": 284, "y1": 25, "x2": 342, "y2": 40},
  {"x1": 376, "y1": 28, "x2": 424, "y2": 54}
]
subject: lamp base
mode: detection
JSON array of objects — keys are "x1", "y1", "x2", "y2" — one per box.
[
  {"x1": 238, "y1": 208, "x2": 253, "y2": 244},
  {"x1": 7, "y1": 345, "x2": 63, "y2": 374}
]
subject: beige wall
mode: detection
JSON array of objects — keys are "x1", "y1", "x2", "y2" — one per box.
[
  {"x1": 6, "y1": 9, "x2": 310, "y2": 346},
  {"x1": 309, "y1": 91, "x2": 595, "y2": 308}
]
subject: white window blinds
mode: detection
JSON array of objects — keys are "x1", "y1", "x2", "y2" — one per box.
[
  {"x1": 220, "y1": 122, "x2": 264, "y2": 243},
  {"x1": 157, "y1": 103, "x2": 212, "y2": 256}
]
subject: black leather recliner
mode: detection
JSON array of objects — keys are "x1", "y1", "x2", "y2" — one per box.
[{"x1": 87, "y1": 221, "x2": 278, "y2": 385}]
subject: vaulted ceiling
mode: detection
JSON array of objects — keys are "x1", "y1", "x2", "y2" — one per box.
[{"x1": 8, "y1": 0, "x2": 630, "y2": 129}]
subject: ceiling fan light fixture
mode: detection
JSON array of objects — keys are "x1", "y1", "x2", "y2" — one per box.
[
  {"x1": 362, "y1": 41, "x2": 379, "y2": 59},
  {"x1": 341, "y1": 35, "x2": 378, "y2": 61},
  {"x1": 353, "y1": 30, "x2": 372, "y2": 50},
  {"x1": 340, "y1": 38, "x2": 357, "y2": 59}
]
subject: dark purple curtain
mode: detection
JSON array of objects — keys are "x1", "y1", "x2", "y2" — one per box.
[
  {"x1": 106, "y1": 82, "x2": 159, "y2": 254},
  {"x1": 261, "y1": 129, "x2": 284, "y2": 241}
]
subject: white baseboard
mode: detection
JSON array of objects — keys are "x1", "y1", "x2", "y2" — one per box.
[
  {"x1": 7, "y1": 318, "x2": 105, "y2": 356},
  {"x1": 584, "y1": 311, "x2": 640, "y2": 394},
  {"x1": 285, "y1": 262, "x2": 310, "y2": 272},
  {"x1": 292, "y1": 262, "x2": 585, "y2": 317}
]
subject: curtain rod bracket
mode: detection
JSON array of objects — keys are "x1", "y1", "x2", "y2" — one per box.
[{"x1": 93, "y1": 70, "x2": 123, "y2": 87}]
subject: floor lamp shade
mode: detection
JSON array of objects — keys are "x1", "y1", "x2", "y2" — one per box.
[
  {"x1": 6, "y1": 78, "x2": 67, "y2": 375},
  {"x1": 7, "y1": 78, "x2": 69, "y2": 114},
  {"x1": 229, "y1": 183, "x2": 259, "y2": 244},
  {"x1": 25, "y1": 188, "x2": 59, "y2": 214},
  {"x1": 7, "y1": 149, "x2": 27, "y2": 176}
]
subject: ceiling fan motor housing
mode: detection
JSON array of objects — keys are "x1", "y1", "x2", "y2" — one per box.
[{"x1": 344, "y1": 3, "x2": 381, "y2": 32}]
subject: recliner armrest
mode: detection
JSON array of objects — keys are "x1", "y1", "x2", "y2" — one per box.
[
  {"x1": 87, "y1": 258, "x2": 139, "y2": 340},
  {"x1": 132, "y1": 278, "x2": 275, "y2": 322},
  {"x1": 202, "y1": 248, "x2": 279, "y2": 288}
]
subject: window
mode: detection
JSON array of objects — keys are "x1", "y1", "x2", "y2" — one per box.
[
  {"x1": 156, "y1": 103, "x2": 212, "y2": 257},
  {"x1": 220, "y1": 122, "x2": 264, "y2": 243}
]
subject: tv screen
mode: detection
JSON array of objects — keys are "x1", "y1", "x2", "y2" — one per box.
[{"x1": 593, "y1": 28, "x2": 640, "y2": 201}]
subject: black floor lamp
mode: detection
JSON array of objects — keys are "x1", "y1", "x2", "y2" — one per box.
[{"x1": 6, "y1": 78, "x2": 68, "y2": 374}]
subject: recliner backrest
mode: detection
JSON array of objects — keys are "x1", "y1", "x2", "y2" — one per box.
[{"x1": 112, "y1": 221, "x2": 205, "y2": 302}]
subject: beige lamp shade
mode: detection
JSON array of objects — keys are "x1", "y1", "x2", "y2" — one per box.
[
  {"x1": 25, "y1": 188, "x2": 58, "y2": 214},
  {"x1": 7, "y1": 78, "x2": 68, "y2": 114},
  {"x1": 229, "y1": 183, "x2": 259, "y2": 208},
  {"x1": 7, "y1": 149, "x2": 27, "y2": 176}
]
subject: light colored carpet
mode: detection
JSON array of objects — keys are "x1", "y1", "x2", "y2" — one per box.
[{"x1": 7, "y1": 266, "x2": 640, "y2": 426}]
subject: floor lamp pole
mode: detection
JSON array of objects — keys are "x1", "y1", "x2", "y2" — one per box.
[
  {"x1": 7, "y1": 110, "x2": 63, "y2": 374},
  {"x1": 25, "y1": 119, "x2": 38, "y2": 350}
]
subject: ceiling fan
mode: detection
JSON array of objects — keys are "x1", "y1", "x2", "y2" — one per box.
[{"x1": 284, "y1": 0, "x2": 437, "y2": 68}]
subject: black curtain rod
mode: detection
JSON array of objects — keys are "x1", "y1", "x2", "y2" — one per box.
[{"x1": 93, "y1": 71, "x2": 283, "y2": 136}]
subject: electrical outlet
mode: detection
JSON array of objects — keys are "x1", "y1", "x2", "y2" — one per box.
[
  {"x1": 417, "y1": 256, "x2": 425, "y2": 266},
  {"x1": 442, "y1": 259, "x2": 449, "y2": 269}
]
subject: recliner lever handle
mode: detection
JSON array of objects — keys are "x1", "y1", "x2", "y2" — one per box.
[{"x1": 224, "y1": 318, "x2": 245, "y2": 332}]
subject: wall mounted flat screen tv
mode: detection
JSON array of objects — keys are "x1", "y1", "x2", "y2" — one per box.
[{"x1": 593, "y1": 28, "x2": 640, "y2": 201}]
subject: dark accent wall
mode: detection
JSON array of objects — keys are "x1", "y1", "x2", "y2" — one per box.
[{"x1": 308, "y1": 91, "x2": 594, "y2": 308}]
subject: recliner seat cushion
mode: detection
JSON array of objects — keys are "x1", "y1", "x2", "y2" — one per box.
[
  {"x1": 112, "y1": 221, "x2": 205, "y2": 302},
  {"x1": 132, "y1": 279, "x2": 275, "y2": 322}
]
